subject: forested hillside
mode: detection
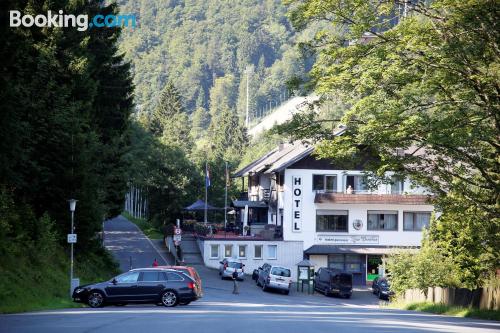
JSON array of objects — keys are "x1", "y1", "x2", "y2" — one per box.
[{"x1": 117, "y1": 0, "x2": 309, "y2": 121}]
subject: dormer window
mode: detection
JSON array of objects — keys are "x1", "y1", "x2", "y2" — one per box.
[{"x1": 313, "y1": 175, "x2": 337, "y2": 192}]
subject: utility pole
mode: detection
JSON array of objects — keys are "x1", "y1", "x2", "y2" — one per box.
[
  {"x1": 224, "y1": 161, "x2": 228, "y2": 236},
  {"x1": 245, "y1": 66, "x2": 251, "y2": 127}
]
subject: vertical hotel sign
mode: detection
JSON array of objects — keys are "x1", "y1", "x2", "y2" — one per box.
[{"x1": 292, "y1": 176, "x2": 302, "y2": 232}]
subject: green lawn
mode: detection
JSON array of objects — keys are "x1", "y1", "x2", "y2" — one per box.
[
  {"x1": 392, "y1": 301, "x2": 500, "y2": 321},
  {"x1": 122, "y1": 211, "x2": 164, "y2": 240},
  {"x1": 0, "y1": 248, "x2": 119, "y2": 314}
]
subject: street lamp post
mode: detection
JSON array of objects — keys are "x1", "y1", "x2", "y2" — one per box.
[{"x1": 68, "y1": 199, "x2": 77, "y2": 297}]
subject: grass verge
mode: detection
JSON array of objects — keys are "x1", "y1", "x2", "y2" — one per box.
[
  {"x1": 0, "y1": 245, "x2": 119, "y2": 314},
  {"x1": 122, "y1": 211, "x2": 164, "y2": 239},
  {"x1": 391, "y1": 301, "x2": 500, "y2": 321}
]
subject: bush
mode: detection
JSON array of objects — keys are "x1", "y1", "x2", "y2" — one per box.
[
  {"x1": 387, "y1": 242, "x2": 460, "y2": 296},
  {"x1": 194, "y1": 223, "x2": 209, "y2": 236}
]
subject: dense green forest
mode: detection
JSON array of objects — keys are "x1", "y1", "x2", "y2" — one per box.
[
  {"x1": 117, "y1": 0, "x2": 311, "y2": 121},
  {"x1": 0, "y1": 0, "x2": 131, "y2": 311}
]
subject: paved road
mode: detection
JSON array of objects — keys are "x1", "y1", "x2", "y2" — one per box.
[
  {"x1": 103, "y1": 215, "x2": 172, "y2": 271},
  {"x1": 1, "y1": 215, "x2": 499, "y2": 333}
]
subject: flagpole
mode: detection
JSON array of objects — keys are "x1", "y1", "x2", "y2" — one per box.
[
  {"x1": 224, "y1": 161, "x2": 228, "y2": 237},
  {"x1": 204, "y1": 161, "x2": 208, "y2": 225}
]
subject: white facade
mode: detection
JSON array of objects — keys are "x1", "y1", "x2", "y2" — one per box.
[
  {"x1": 199, "y1": 239, "x2": 304, "y2": 280},
  {"x1": 282, "y1": 169, "x2": 434, "y2": 250}
]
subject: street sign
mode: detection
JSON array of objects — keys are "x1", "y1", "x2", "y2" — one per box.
[
  {"x1": 174, "y1": 227, "x2": 182, "y2": 235},
  {"x1": 67, "y1": 233, "x2": 77, "y2": 243},
  {"x1": 173, "y1": 234, "x2": 182, "y2": 242}
]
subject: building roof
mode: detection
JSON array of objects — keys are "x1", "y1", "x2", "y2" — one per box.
[
  {"x1": 304, "y1": 245, "x2": 419, "y2": 255},
  {"x1": 184, "y1": 199, "x2": 220, "y2": 211},
  {"x1": 232, "y1": 200, "x2": 268, "y2": 208},
  {"x1": 315, "y1": 193, "x2": 433, "y2": 205},
  {"x1": 234, "y1": 142, "x2": 314, "y2": 177}
]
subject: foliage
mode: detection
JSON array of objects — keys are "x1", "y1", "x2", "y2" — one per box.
[
  {"x1": 280, "y1": 0, "x2": 499, "y2": 286},
  {"x1": 397, "y1": 302, "x2": 500, "y2": 321},
  {"x1": 0, "y1": 0, "x2": 134, "y2": 250},
  {"x1": 125, "y1": 122, "x2": 202, "y2": 228},
  {"x1": 117, "y1": 0, "x2": 310, "y2": 121},
  {"x1": 122, "y1": 211, "x2": 164, "y2": 240},
  {"x1": 0, "y1": 190, "x2": 119, "y2": 313},
  {"x1": 194, "y1": 223, "x2": 210, "y2": 236}
]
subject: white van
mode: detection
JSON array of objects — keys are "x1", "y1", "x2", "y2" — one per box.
[{"x1": 257, "y1": 265, "x2": 292, "y2": 295}]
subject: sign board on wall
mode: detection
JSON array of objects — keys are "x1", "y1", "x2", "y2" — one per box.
[
  {"x1": 292, "y1": 176, "x2": 302, "y2": 232},
  {"x1": 315, "y1": 235, "x2": 379, "y2": 245}
]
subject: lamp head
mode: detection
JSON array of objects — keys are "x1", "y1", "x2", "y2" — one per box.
[{"x1": 68, "y1": 199, "x2": 77, "y2": 212}]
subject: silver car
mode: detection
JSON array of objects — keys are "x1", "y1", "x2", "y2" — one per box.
[
  {"x1": 219, "y1": 259, "x2": 245, "y2": 280},
  {"x1": 257, "y1": 264, "x2": 292, "y2": 295}
]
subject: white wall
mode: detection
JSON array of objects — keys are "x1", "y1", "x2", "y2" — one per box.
[
  {"x1": 200, "y1": 239, "x2": 304, "y2": 280},
  {"x1": 283, "y1": 169, "x2": 434, "y2": 250},
  {"x1": 309, "y1": 255, "x2": 328, "y2": 271}
]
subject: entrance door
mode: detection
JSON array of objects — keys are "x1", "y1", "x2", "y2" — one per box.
[{"x1": 367, "y1": 255, "x2": 383, "y2": 284}]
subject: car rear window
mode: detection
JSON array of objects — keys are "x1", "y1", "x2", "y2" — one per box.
[
  {"x1": 228, "y1": 262, "x2": 242, "y2": 269},
  {"x1": 271, "y1": 267, "x2": 291, "y2": 277}
]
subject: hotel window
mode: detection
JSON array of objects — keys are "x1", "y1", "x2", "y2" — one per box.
[
  {"x1": 254, "y1": 245, "x2": 263, "y2": 259},
  {"x1": 267, "y1": 245, "x2": 277, "y2": 259},
  {"x1": 345, "y1": 175, "x2": 367, "y2": 192},
  {"x1": 238, "y1": 245, "x2": 247, "y2": 258},
  {"x1": 210, "y1": 244, "x2": 219, "y2": 259},
  {"x1": 224, "y1": 244, "x2": 233, "y2": 258},
  {"x1": 313, "y1": 175, "x2": 337, "y2": 192},
  {"x1": 404, "y1": 212, "x2": 431, "y2": 231},
  {"x1": 316, "y1": 210, "x2": 348, "y2": 232},
  {"x1": 367, "y1": 211, "x2": 398, "y2": 230}
]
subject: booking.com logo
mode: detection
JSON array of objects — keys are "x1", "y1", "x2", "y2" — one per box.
[{"x1": 9, "y1": 10, "x2": 136, "y2": 31}]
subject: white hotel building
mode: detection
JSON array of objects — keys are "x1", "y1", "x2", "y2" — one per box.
[{"x1": 198, "y1": 142, "x2": 434, "y2": 285}]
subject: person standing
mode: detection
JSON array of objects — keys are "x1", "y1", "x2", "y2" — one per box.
[
  {"x1": 232, "y1": 270, "x2": 239, "y2": 294},
  {"x1": 152, "y1": 258, "x2": 159, "y2": 267}
]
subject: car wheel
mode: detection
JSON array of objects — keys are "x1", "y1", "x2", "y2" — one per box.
[
  {"x1": 284, "y1": 290, "x2": 289, "y2": 295},
  {"x1": 161, "y1": 290, "x2": 179, "y2": 307},
  {"x1": 179, "y1": 301, "x2": 191, "y2": 305},
  {"x1": 88, "y1": 291, "x2": 105, "y2": 308}
]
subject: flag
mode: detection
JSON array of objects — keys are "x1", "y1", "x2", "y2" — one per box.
[{"x1": 205, "y1": 163, "x2": 211, "y2": 188}]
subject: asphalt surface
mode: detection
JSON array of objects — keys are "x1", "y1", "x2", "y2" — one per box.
[{"x1": 1, "y1": 215, "x2": 499, "y2": 333}]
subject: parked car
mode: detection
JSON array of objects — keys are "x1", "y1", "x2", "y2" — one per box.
[
  {"x1": 372, "y1": 277, "x2": 394, "y2": 300},
  {"x1": 219, "y1": 259, "x2": 245, "y2": 280},
  {"x1": 72, "y1": 268, "x2": 201, "y2": 308},
  {"x1": 254, "y1": 263, "x2": 271, "y2": 283},
  {"x1": 257, "y1": 264, "x2": 292, "y2": 295},
  {"x1": 158, "y1": 265, "x2": 203, "y2": 301},
  {"x1": 313, "y1": 267, "x2": 352, "y2": 298}
]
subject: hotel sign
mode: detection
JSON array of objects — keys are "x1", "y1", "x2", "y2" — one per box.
[
  {"x1": 315, "y1": 235, "x2": 379, "y2": 245},
  {"x1": 292, "y1": 176, "x2": 302, "y2": 232}
]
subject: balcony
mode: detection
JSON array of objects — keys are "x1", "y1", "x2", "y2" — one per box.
[{"x1": 314, "y1": 193, "x2": 433, "y2": 205}]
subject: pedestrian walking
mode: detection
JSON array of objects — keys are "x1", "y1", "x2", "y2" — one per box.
[
  {"x1": 152, "y1": 258, "x2": 158, "y2": 267},
  {"x1": 232, "y1": 271, "x2": 239, "y2": 294}
]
